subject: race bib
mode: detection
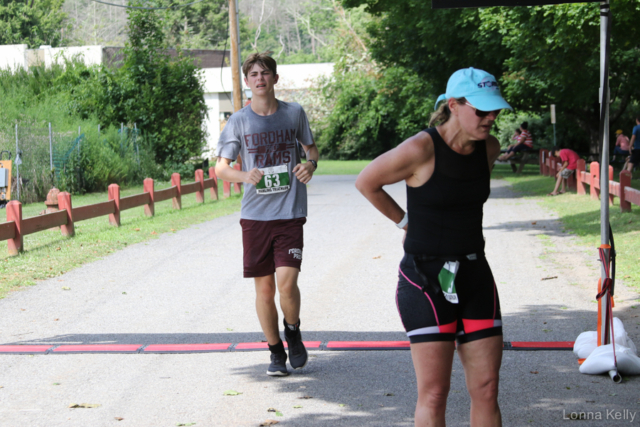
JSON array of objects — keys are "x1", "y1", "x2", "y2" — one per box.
[
  {"x1": 438, "y1": 261, "x2": 460, "y2": 304},
  {"x1": 256, "y1": 165, "x2": 290, "y2": 195}
]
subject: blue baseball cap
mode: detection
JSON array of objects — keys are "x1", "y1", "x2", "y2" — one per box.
[{"x1": 434, "y1": 67, "x2": 512, "y2": 112}]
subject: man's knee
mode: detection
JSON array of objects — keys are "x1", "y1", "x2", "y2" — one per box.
[
  {"x1": 277, "y1": 279, "x2": 299, "y2": 298},
  {"x1": 255, "y1": 278, "x2": 276, "y2": 301}
]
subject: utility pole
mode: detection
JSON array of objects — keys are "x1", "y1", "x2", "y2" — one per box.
[{"x1": 229, "y1": 0, "x2": 243, "y2": 113}]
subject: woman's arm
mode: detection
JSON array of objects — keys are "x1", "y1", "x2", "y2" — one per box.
[
  {"x1": 355, "y1": 132, "x2": 433, "y2": 227},
  {"x1": 486, "y1": 136, "x2": 501, "y2": 169}
]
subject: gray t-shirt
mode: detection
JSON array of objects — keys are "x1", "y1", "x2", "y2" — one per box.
[{"x1": 216, "y1": 100, "x2": 314, "y2": 220}]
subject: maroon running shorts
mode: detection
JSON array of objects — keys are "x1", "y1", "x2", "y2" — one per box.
[{"x1": 240, "y1": 217, "x2": 306, "y2": 278}]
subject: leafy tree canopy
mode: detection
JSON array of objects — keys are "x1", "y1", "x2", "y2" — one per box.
[
  {"x1": 0, "y1": 0, "x2": 68, "y2": 47},
  {"x1": 341, "y1": 0, "x2": 640, "y2": 153}
]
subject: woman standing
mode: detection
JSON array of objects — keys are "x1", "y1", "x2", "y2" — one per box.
[{"x1": 356, "y1": 68, "x2": 510, "y2": 427}]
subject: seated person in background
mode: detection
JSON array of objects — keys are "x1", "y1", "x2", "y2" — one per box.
[
  {"x1": 612, "y1": 129, "x2": 630, "y2": 161},
  {"x1": 548, "y1": 146, "x2": 580, "y2": 196},
  {"x1": 624, "y1": 117, "x2": 640, "y2": 173},
  {"x1": 498, "y1": 122, "x2": 532, "y2": 161},
  {"x1": 511, "y1": 128, "x2": 522, "y2": 142}
]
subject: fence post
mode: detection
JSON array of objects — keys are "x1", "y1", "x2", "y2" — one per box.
[
  {"x1": 233, "y1": 163, "x2": 243, "y2": 194},
  {"x1": 195, "y1": 169, "x2": 205, "y2": 203},
  {"x1": 568, "y1": 168, "x2": 577, "y2": 191},
  {"x1": 15, "y1": 123, "x2": 19, "y2": 201},
  {"x1": 48, "y1": 122, "x2": 53, "y2": 170},
  {"x1": 209, "y1": 167, "x2": 218, "y2": 201},
  {"x1": 608, "y1": 165, "x2": 615, "y2": 205},
  {"x1": 171, "y1": 173, "x2": 182, "y2": 209},
  {"x1": 620, "y1": 170, "x2": 632, "y2": 213},
  {"x1": 576, "y1": 159, "x2": 586, "y2": 195},
  {"x1": 57, "y1": 192, "x2": 75, "y2": 237},
  {"x1": 144, "y1": 178, "x2": 154, "y2": 216},
  {"x1": 223, "y1": 179, "x2": 231, "y2": 198},
  {"x1": 590, "y1": 161, "x2": 600, "y2": 200},
  {"x1": 6, "y1": 200, "x2": 23, "y2": 256},
  {"x1": 549, "y1": 156, "x2": 556, "y2": 178},
  {"x1": 108, "y1": 184, "x2": 121, "y2": 226}
]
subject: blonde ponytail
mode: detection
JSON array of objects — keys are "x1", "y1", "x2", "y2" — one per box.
[{"x1": 428, "y1": 98, "x2": 465, "y2": 127}]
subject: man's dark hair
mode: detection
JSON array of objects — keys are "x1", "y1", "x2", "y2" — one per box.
[
  {"x1": 242, "y1": 52, "x2": 277, "y2": 77},
  {"x1": 552, "y1": 146, "x2": 561, "y2": 155},
  {"x1": 521, "y1": 122, "x2": 529, "y2": 130}
]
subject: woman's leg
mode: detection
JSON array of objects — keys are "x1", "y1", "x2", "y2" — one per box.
[
  {"x1": 457, "y1": 335, "x2": 503, "y2": 427},
  {"x1": 411, "y1": 341, "x2": 456, "y2": 427}
]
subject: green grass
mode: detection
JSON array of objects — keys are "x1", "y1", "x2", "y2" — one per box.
[
  {"x1": 313, "y1": 160, "x2": 371, "y2": 175},
  {"x1": 493, "y1": 164, "x2": 640, "y2": 292},
  {"x1": 0, "y1": 161, "x2": 371, "y2": 298},
  {"x1": 0, "y1": 181, "x2": 242, "y2": 298}
]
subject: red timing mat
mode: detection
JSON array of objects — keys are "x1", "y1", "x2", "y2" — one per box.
[{"x1": 0, "y1": 341, "x2": 574, "y2": 354}]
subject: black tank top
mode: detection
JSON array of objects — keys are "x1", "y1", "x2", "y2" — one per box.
[{"x1": 403, "y1": 127, "x2": 490, "y2": 256}]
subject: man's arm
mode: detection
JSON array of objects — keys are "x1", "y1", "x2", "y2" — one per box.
[
  {"x1": 556, "y1": 160, "x2": 569, "y2": 177},
  {"x1": 293, "y1": 143, "x2": 318, "y2": 184},
  {"x1": 630, "y1": 135, "x2": 637, "y2": 150},
  {"x1": 215, "y1": 157, "x2": 263, "y2": 185}
]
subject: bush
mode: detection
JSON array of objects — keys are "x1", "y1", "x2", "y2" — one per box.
[
  {"x1": 313, "y1": 54, "x2": 434, "y2": 160},
  {"x1": 55, "y1": 125, "x2": 146, "y2": 194},
  {"x1": 65, "y1": 4, "x2": 207, "y2": 166}
]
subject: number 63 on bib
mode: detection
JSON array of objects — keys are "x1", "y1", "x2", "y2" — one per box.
[{"x1": 256, "y1": 165, "x2": 291, "y2": 195}]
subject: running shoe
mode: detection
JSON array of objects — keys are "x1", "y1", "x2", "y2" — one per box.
[
  {"x1": 285, "y1": 329, "x2": 308, "y2": 370},
  {"x1": 267, "y1": 352, "x2": 289, "y2": 376}
]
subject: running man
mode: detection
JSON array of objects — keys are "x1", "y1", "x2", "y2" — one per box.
[{"x1": 215, "y1": 52, "x2": 319, "y2": 376}]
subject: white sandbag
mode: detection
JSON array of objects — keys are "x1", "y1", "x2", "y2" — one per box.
[
  {"x1": 612, "y1": 318, "x2": 637, "y2": 355},
  {"x1": 573, "y1": 331, "x2": 597, "y2": 359},
  {"x1": 579, "y1": 344, "x2": 640, "y2": 376},
  {"x1": 573, "y1": 318, "x2": 637, "y2": 360}
]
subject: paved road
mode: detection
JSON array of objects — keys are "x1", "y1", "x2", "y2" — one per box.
[{"x1": 0, "y1": 175, "x2": 638, "y2": 426}]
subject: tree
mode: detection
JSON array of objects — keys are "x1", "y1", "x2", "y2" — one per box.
[
  {"x1": 239, "y1": 0, "x2": 339, "y2": 63},
  {"x1": 0, "y1": 0, "x2": 68, "y2": 47},
  {"x1": 66, "y1": 2, "x2": 207, "y2": 167},
  {"x1": 160, "y1": 0, "x2": 229, "y2": 49},
  {"x1": 118, "y1": 3, "x2": 207, "y2": 165},
  {"x1": 62, "y1": 0, "x2": 128, "y2": 46},
  {"x1": 342, "y1": 0, "x2": 640, "y2": 154},
  {"x1": 309, "y1": 3, "x2": 434, "y2": 159}
]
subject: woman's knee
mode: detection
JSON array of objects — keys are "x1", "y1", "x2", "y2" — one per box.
[
  {"x1": 418, "y1": 384, "x2": 450, "y2": 409},
  {"x1": 467, "y1": 375, "x2": 499, "y2": 403}
]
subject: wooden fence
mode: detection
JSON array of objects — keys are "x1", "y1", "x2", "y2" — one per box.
[
  {"x1": 1, "y1": 165, "x2": 243, "y2": 256},
  {"x1": 539, "y1": 149, "x2": 640, "y2": 212}
]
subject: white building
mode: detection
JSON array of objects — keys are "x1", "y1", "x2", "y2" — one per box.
[{"x1": 0, "y1": 44, "x2": 334, "y2": 158}]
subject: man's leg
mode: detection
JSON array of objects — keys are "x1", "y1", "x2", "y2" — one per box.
[
  {"x1": 254, "y1": 274, "x2": 280, "y2": 345},
  {"x1": 549, "y1": 174, "x2": 563, "y2": 195},
  {"x1": 276, "y1": 266, "x2": 308, "y2": 369},
  {"x1": 627, "y1": 161, "x2": 635, "y2": 173},
  {"x1": 275, "y1": 266, "x2": 301, "y2": 325},
  {"x1": 255, "y1": 274, "x2": 289, "y2": 376}
]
